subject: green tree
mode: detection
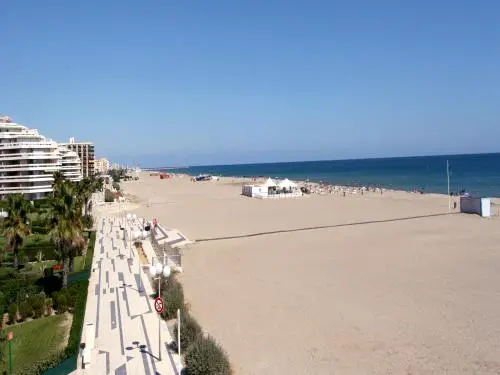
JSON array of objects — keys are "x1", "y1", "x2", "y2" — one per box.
[
  {"x1": 2, "y1": 194, "x2": 31, "y2": 269},
  {"x1": 50, "y1": 181, "x2": 85, "y2": 288}
]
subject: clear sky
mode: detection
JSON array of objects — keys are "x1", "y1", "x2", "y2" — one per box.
[{"x1": 1, "y1": 1, "x2": 499, "y2": 167}]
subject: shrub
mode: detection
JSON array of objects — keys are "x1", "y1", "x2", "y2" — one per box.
[
  {"x1": 184, "y1": 335, "x2": 231, "y2": 375},
  {"x1": 65, "y1": 280, "x2": 89, "y2": 357},
  {"x1": 1, "y1": 279, "x2": 30, "y2": 306},
  {"x1": 160, "y1": 275, "x2": 184, "y2": 320},
  {"x1": 54, "y1": 293, "x2": 68, "y2": 313},
  {"x1": 45, "y1": 297, "x2": 53, "y2": 315},
  {"x1": 29, "y1": 294, "x2": 45, "y2": 318},
  {"x1": 173, "y1": 311, "x2": 203, "y2": 352},
  {"x1": 8, "y1": 303, "x2": 18, "y2": 323},
  {"x1": 19, "y1": 301, "x2": 33, "y2": 320}
]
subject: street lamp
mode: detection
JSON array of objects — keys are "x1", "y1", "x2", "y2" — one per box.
[{"x1": 149, "y1": 262, "x2": 171, "y2": 362}]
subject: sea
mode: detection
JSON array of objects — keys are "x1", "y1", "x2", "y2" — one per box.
[{"x1": 160, "y1": 153, "x2": 500, "y2": 198}]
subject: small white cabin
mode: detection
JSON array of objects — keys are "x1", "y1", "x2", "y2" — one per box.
[{"x1": 242, "y1": 184, "x2": 267, "y2": 197}]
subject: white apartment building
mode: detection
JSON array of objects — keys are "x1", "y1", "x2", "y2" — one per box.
[
  {"x1": 59, "y1": 137, "x2": 94, "y2": 177},
  {"x1": 0, "y1": 116, "x2": 83, "y2": 200},
  {"x1": 58, "y1": 146, "x2": 83, "y2": 182},
  {"x1": 0, "y1": 116, "x2": 61, "y2": 200}
]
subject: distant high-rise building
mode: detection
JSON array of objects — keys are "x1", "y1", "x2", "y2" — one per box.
[
  {"x1": 59, "y1": 137, "x2": 95, "y2": 177},
  {"x1": 94, "y1": 157, "x2": 110, "y2": 174},
  {"x1": 0, "y1": 116, "x2": 82, "y2": 200}
]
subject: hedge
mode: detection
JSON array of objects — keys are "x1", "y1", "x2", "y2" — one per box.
[
  {"x1": 65, "y1": 280, "x2": 89, "y2": 357},
  {"x1": 14, "y1": 350, "x2": 66, "y2": 375},
  {"x1": 85, "y1": 231, "x2": 96, "y2": 269}
]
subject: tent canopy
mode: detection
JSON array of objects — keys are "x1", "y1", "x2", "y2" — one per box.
[
  {"x1": 262, "y1": 177, "x2": 277, "y2": 187},
  {"x1": 278, "y1": 178, "x2": 297, "y2": 188}
]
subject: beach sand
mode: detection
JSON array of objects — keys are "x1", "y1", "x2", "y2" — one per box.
[{"x1": 123, "y1": 173, "x2": 500, "y2": 374}]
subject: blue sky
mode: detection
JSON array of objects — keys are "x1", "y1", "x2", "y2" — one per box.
[{"x1": 1, "y1": 1, "x2": 499, "y2": 166}]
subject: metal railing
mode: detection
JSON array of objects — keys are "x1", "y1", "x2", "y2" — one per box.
[{"x1": 149, "y1": 228, "x2": 182, "y2": 268}]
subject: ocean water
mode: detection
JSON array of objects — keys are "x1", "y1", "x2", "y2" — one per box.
[{"x1": 163, "y1": 153, "x2": 500, "y2": 197}]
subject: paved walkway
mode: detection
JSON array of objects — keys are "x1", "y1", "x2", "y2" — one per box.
[{"x1": 78, "y1": 216, "x2": 182, "y2": 375}]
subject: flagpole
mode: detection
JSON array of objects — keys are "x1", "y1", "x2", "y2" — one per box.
[{"x1": 447, "y1": 160, "x2": 451, "y2": 212}]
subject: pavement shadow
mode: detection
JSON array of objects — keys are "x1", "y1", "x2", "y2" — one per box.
[{"x1": 196, "y1": 212, "x2": 456, "y2": 242}]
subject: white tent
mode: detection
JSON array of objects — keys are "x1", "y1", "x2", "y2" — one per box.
[
  {"x1": 262, "y1": 177, "x2": 277, "y2": 187},
  {"x1": 278, "y1": 178, "x2": 297, "y2": 189}
]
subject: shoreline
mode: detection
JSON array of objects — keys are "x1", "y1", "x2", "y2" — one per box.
[{"x1": 153, "y1": 172, "x2": 459, "y2": 199}]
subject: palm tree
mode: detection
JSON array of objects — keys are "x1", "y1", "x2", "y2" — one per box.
[
  {"x1": 52, "y1": 171, "x2": 65, "y2": 188},
  {"x1": 50, "y1": 181, "x2": 85, "y2": 288},
  {"x1": 2, "y1": 194, "x2": 31, "y2": 269},
  {"x1": 77, "y1": 177, "x2": 95, "y2": 217},
  {"x1": 78, "y1": 176, "x2": 104, "y2": 215}
]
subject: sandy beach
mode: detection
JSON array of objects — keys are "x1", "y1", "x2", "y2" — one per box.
[{"x1": 122, "y1": 173, "x2": 500, "y2": 374}]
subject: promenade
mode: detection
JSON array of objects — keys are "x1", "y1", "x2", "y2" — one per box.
[{"x1": 78, "y1": 216, "x2": 182, "y2": 375}]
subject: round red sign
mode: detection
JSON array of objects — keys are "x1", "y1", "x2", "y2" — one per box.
[{"x1": 154, "y1": 297, "x2": 164, "y2": 314}]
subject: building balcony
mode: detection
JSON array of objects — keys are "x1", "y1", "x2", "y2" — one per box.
[{"x1": 0, "y1": 186, "x2": 53, "y2": 194}]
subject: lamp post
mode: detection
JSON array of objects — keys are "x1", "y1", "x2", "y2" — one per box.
[
  {"x1": 149, "y1": 262, "x2": 171, "y2": 362},
  {"x1": 7, "y1": 331, "x2": 13, "y2": 375}
]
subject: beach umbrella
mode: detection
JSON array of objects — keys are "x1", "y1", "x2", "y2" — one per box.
[
  {"x1": 262, "y1": 178, "x2": 277, "y2": 187},
  {"x1": 278, "y1": 178, "x2": 297, "y2": 188}
]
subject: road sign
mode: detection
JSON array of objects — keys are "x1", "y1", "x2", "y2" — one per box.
[{"x1": 154, "y1": 297, "x2": 164, "y2": 314}]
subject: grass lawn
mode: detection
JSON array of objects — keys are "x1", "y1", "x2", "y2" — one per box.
[
  {"x1": 0, "y1": 233, "x2": 57, "y2": 262},
  {"x1": 5, "y1": 314, "x2": 72, "y2": 373}
]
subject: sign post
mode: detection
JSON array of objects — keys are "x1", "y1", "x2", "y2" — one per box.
[{"x1": 155, "y1": 297, "x2": 165, "y2": 361}]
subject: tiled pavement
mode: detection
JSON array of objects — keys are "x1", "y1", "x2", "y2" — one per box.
[{"x1": 78, "y1": 217, "x2": 182, "y2": 375}]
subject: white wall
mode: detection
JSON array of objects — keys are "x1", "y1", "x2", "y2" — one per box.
[{"x1": 460, "y1": 197, "x2": 491, "y2": 217}]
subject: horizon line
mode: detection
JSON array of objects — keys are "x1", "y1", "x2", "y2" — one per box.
[{"x1": 144, "y1": 151, "x2": 500, "y2": 170}]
